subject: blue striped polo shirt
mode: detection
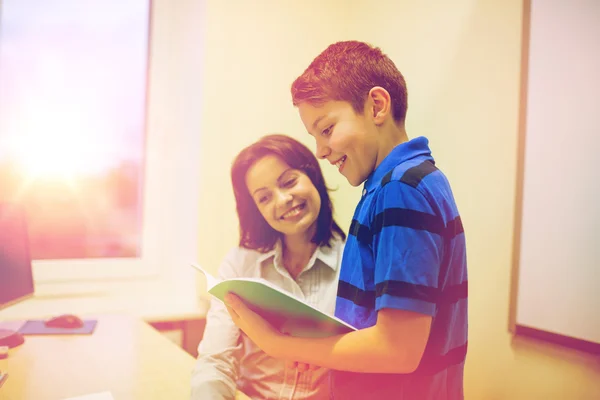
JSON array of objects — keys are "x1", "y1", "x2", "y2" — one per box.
[{"x1": 331, "y1": 136, "x2": 468, "y2": 400}]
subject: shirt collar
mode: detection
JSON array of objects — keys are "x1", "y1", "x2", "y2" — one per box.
[
  {"x1": 256, "y1": 237, "x2": 340, "y2": 272},
  {"x1": 363, "y1": 136, "x2": 433, "y2": 193}
]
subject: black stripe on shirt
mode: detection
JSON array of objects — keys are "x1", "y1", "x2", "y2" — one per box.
[
  {"x1": 399, "y1": 160, "x2": 438, "y2": 188},
  {"x1": 338, "y1": 280, "x2": 468, "y2": 308},
  {"x1": 442, "y1": 280, "x2": 468, "y2": 304},
  {"x1": 371, "y1": 208, "x2": 446, "y2": 237},
  {"x1": 376, "y1": 280, "x2": 468, "y2": 304},
  {"x1": 381, "y1": 169, "x2": 394, "y2": 187},
  {"x1": 349, "y1": 219, "x2": 372, "y2": 245},
  {"x1": 446, "y1": 215, "x2": 464, "y2": 238},
  {"x1": 348, "y1": 213, "x2": 464, "y2": 247},
  {"x1": 364, "y1": 210, "x2": 464, "y2": 242},
  {"x1": 337, "y1": 280, "x2": 376, "y2": 308},
  {"x1": 376, "y1": 280, "x2": 438, "y2": 303}
]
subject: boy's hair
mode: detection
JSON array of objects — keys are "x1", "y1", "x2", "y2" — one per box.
[
  {"x1": 230, "y1": 134, "x2": 346, "y2": 252},
  {"x1": 291, "y1": 40, "x2": 408, "y2": 124}
]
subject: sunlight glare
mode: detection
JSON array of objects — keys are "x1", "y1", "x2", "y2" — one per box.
[{"x1": 9, "y1": 111, "x2": 113, "y2": 181}]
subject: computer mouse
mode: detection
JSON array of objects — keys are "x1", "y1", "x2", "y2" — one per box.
[{"x1": 44, "y1": 314, "x2": 84, "y2": 329}]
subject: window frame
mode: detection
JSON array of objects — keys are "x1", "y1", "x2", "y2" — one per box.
[{"x1": 23, "y1": 0, "x2": 202, "y2": 287}]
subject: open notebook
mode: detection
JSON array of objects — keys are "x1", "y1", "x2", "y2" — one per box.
[{"x1": 192, "y1": 263, "x2": 356, "y2": 338}]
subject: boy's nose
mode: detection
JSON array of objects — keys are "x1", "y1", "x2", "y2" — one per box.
[{"x1": 316, "y1": 143, "x2": 331, "y2": 159}]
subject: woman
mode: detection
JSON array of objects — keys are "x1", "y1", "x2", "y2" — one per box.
[{"x1": 191, "y1": 134, "x2": 346, "y2": 400}]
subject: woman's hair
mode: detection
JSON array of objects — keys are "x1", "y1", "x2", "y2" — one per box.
[{"x1": 230, "y1": 134, "x2": 346, "y2": 252}]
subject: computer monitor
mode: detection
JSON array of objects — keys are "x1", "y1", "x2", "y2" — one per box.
[
  {"x1": 0, "y1": 203, "x2": 34, "y2": 310},
  {"x1": 0, "y1": 203, "x2": 34, "y2": 348}
]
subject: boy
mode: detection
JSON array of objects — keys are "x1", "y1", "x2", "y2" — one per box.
[{"x1": 225, "y1": 40, "x2": 468, "y2": 399}]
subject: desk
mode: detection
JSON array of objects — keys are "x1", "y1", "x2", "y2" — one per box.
[
  {"x1": 0, "y1": 288, "x2": 210, "y2": 357},
  {"x1": 0, "y1": 315, "x2": 251, "y2": 400},
  {"x1": 0, "y1": 315, "x2": 195, "y2": 400}
]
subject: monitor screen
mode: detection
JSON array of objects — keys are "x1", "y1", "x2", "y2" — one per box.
[{"x1": 0, "y1": 203, "x2": 34, "y2": 310}]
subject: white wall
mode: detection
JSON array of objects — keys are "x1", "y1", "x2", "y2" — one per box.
[
  {"x1": 516, "y1": 0, "x2": 600, "y2": 344},
  {"x1": 197, "y1": 0, "x2": 362, "y2": 276},
  {"x1": 197, "y1": 1, "x2": 600, "y2": 399}
]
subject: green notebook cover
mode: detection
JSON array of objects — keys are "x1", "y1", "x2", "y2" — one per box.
[{"x1": 191, "y1": 264, "x2": 356, "y2": 338}]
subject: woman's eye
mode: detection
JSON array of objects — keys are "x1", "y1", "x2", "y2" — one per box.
[
  {"x1": 322, "y1": 126, "x2": 332, "y2": 136},
  {"x1": 283, "y1": 178, "x2": 297, "y2": 187},
  {"x1": 258, "y1": 195, "x2": 269, "y2": 204}
]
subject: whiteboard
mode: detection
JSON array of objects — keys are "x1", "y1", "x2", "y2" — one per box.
[{"x1": 515, "y1": 0, "x2": 600, "y2": 344}]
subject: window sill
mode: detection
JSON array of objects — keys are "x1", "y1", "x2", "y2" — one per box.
[{"x1": 0, "y1": 278, "x2": 208, "y2": 323}]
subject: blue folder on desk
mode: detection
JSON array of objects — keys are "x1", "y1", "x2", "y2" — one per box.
[{"x1": 18, "y1": 320, "x2": 97, "y2": 335}]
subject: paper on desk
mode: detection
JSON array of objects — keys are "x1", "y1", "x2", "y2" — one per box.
[{"x1": 63, "y1": 391, "x2": 114, "y2": 400}]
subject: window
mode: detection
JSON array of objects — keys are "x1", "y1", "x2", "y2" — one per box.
[
  {"x1": 0, "y1": 0, "x2": 148, "y2": 261},
  {"x1": 0, "y1": 0, "x2": 201, "y2": 285}
]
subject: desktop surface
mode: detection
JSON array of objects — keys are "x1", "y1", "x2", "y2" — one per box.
[{"x1": 0, "y1": 314, "x2": 196, "y2": 400}]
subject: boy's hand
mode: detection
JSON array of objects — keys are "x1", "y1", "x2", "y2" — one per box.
[
  {"x1": 284, "y1": 333, "x2": 320, "y2": 372},
  {"x1": 224, "y1": 293, "x2": 284, "y2": 357},
  {"x1": 224, "y1": 293, "x2": 322, "y2": 370}
]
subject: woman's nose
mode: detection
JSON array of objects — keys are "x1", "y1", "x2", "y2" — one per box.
[{"x1": 275, "y1": 189, "x2": 293, "y2": 204}]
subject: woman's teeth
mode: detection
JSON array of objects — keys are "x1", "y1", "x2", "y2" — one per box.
[{"x1": 281, "y1": 204, "x2": 304, "y2": 219}]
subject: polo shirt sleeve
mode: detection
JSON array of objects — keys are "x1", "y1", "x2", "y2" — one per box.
[{"x1": 370, "y1": 180, "x2": 444, "y2": 316}]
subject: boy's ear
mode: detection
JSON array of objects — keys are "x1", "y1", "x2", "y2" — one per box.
[{"x1": 367, "y1": 87, "x2": 392, "y2": 125}]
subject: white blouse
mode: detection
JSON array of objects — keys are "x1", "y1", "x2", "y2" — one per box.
[{"x1": 191, "y1": 235, "x2": 344, "y2": 400}]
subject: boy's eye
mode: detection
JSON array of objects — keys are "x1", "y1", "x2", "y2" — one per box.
[{"x1": 321, "y1": 126, "x2": 332, "y2": 136}]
